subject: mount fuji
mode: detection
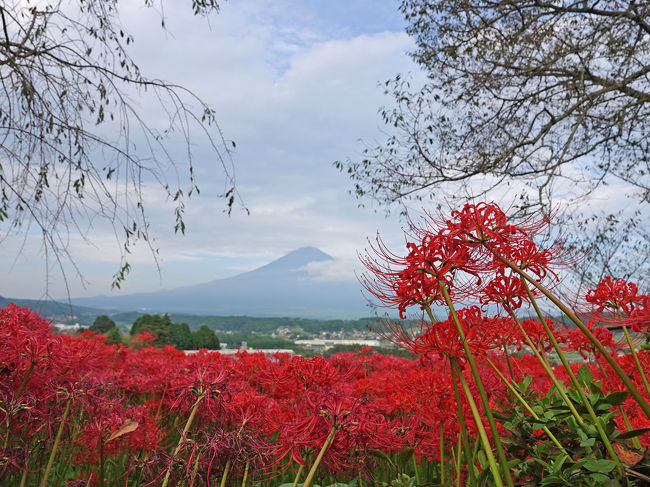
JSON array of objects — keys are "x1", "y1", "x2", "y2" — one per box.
[{"x1": 70, "y1": 247, "x2": 372, "y2": 319}]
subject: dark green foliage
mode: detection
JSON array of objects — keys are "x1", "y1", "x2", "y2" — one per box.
[
  {"x1": 112, "y1": 312, "x2": 381, "y2": 334},
  {"x1": 494, "y1": 367, "x2": 642, "y2": 485},
  {"x1": 129, "y1": 314, "x2": 221, "y2": 349},
  {"x1": 130, "y1": 314, "x2": 173, "y2": 347},
  {"x1": 170, "y1": 322, "x2": 194, "y2": 350},
  {"x1": 131, "y1": 313, "x2": 172, "y2": 336},
  {"x1": 103, "y1": 327, "x2": 123, "y2": 346},
  {"x1": 90, "y1": 315, "x2": 117, "y2": 334},
  {"x1": 192, "y1": 325, "x2": 220, "y2": 350}
]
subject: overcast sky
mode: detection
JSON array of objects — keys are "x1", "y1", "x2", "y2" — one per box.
[
  {"x1": 2, "y1": 0, "x2": 637, "y2": 303},
  {"x1": 1, "y1": 0, "x2": 424, "y2": 299}
]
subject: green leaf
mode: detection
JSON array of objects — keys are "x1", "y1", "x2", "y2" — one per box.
[
  {"x1": 550, "y1": 453, "x2": 569, "y2": 473},
  {"x1": 577, "y1": 365, "x2": 593, "y2": 386},
  {"x1": 582, "y1": 458, "x2": 617, "y2": 474},
  {"x1": 589, "y1": 472, "x2": 610, "y2": 483},
  {"x1": 604, "y1": 391, "x2": 629, "y2": 406},
  {"x1": 579, "y1": 437, "x2": 596, "y2": 447},
  {"x1": 518, "y1": 376, "x2": 532, "y2": 393},
  {"x1": 595, "y1": 401, "x2": 613, "y2": 411},
  {"x1": 540, "y1": 475, "x2": 564, "y2": 486},
  {"x1": 616, "y1": 427, "x2": 650, "y2": 440}
]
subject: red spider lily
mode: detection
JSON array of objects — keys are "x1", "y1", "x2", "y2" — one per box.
[
  {"x1": 513, "y1": 318, "x2": 567, "y2": 354},
  {"x1": 360, "y1": 233, "x2": 471, "y2": 318},
  {"x1": 73, "y1": 399, "x2": 160, "y2": 464},
  {"x1": 443, "y1": 203, "x2": 576, "y2": 286},
  {"x1": 376, "y1": 307, "x2": 513, "y2": 361},
  {"x1": 563, "y1": 321, "x2": 620, "y2": 360},
  {"x1": 134, "y1": 331, "x2": 155, "y2": 343},
  {"x1": 274, "y1": 390, "x2": 398, "y2": 475},
  {"x1": 222, "y1": 390, "x2": 280, "y2": 437},
  {"x1": 0, "y1": 305, "x2": 65, "y2": 389},
  {"x1": 179, "y1": 428, "x2": 276, "y2": 485},
  {"x1": 287, "y1": 354, "x2": 352, "y2": 391},
  {"x1": 443, "y1": 202, "x2": 529, "y2": 244},
  {"x1": 586, "y1": 277, "x2": 642, "y2": 315},
  {"x1": 361, "y1": 202, "x2": 574, "y2": 319},
  {"x1": 629, "y1": 295, "x2": 650, "y2": 333},
  {"x1": 581, "y1": 277, "x2": 650, "y2": 333},
  {"x1": 479, "y1": 270, "x2": 532, "y2": 310},
  {"x1": 168, "y1": 364, "x2": 230, "y2": 419},
  {"x1": 490, "y1": 239, "x2": 569, "y2": 282}
]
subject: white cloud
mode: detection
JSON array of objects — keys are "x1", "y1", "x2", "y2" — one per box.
[
  {"x1": 301, "y1": 257, "x2": 360, "y2": 283},
  {"x1": 0, "y1": 0, "x2": 418, "y2": 299}
]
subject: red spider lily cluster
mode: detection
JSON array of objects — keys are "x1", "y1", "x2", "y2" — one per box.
[
  {"x1": 2, "y1": 202, "x2": 650, "y2": 486},
  {"x1": 361, "y1": 202, "x2": 650, "y2": 485}
]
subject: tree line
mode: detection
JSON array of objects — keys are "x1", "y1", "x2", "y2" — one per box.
[{"x1": 89, "y1": 314, "x2": 220, "y2": 350}]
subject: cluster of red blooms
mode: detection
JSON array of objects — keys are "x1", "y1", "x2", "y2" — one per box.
[
  {"x1": 361, "y1": 203, "x2": 573, "y2": 320},
  {"x1": 360, "y1": 203, "x2": 650, "y2": 477},
  {"x1": 362, "y1": 203, "x2": 650, "y2": 353},
  {"x1": 3, "y1": 203, "x2": 650, "y2": 485},
  {"x1": 1, "y1": 301, "x2": 649, "y2": 484}
]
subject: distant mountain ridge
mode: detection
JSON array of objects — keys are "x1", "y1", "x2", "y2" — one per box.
[
  {"x1": 0, "y1": 296, "x2": 105, "y2": 321},
  {"x1": 70, "y1": 247, "x2": 370, "y2": 319}
]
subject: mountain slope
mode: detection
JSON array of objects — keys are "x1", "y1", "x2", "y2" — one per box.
[{"x1": 71, "y1": 247, "x2": 370, "y2": 319}]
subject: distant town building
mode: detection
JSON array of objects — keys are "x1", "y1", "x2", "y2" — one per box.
[
  {"x1": 52, "y1": 323, "x2": 82, "y2": 333},
  {"x1": 294, "y1": 338, "x2": 382, "y2": 348},
  {"x1": 184, "y1": 348, "x2": 294, "y2": 356}
]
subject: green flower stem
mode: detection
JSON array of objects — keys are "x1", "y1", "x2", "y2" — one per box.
[
  {"x1": 485, "y1": 357, "x2": 569, "y2": 456},
  {"x1": 412, "y1": 451, "x2": 420, "y2": 485},
  {"x1": 505, "y1": 305, "x2": 584, "y2": 425},
  {"x1": 19, "y1": 467, "x2": 28, "y2": 487},
  {"x1": 16, "y1": 361, "x2": 35, "y2": 398},
  {"x1": 439, "y1": 420, "x2": 445, "y2": 485},
  {"x1": 621, "y1": 325, "x2": 650, "y2": 400},
  {"x1": 3, "y1": 360, "x2": 38, "y2": 450},
  {"x1": 619, "y1": 405, "x2": 643, "y2": 450},
  {"x1": 161, "y1": 391, "x2": 206, "y2": 487},
  {"x1": 450, "y1": 359, "x2": 476, "y2": 486},
  {"x1": 455, "y1": 436, "x2": 462, "y2": 487},
  {"x1": 39, "y1": 395, "x2": 72, "y2": 487},
  {"x1": 190, "y1": 451, "x2": 201, "y2": 487},
  {"x1": 486, "y1": 244, "x2": 650, "y2": 420},
  {"x1": 524, "y1": 284, "x2": 624, "y2": 475},
  {"x1": 502, "y1": 345, "x2": 515, "y2": 380},
  {"x1": 592, "y1": 355, "x2": 643, "y2": 450},
  {"x1": 241, "y1": 460, "x2": 250, "y2": 487},
  {"x1": 450, "y1": 358, "x2": 504, "y2": 487},
  {"x1": 303, "y1": 422, "x2": 339, "y2": 487},
  {"x1": 220, "y1": 459, "x2": 231, "y2": 487},
  {"x1": 99, "y1": 437, "x2": 105, "y2": 487},
  {"x1": 291, "y1": 464, "x2": 304, "y2": 487},
  {"x1": 438, "y1": 281, "x2": 514, "y2": 487}
]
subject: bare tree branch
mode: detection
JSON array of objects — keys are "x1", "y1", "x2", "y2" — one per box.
[
  {"x1": 0, "y1": 0, "x2": 244, "y2": 295},
  {"x1": 338, "y1": 0, "x2": 650, "y2": 286}
]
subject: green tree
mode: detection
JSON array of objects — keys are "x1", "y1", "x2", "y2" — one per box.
[
  {"x1": 0, "y1": 0, "x2": 241, "y2": 289},
  {"x1": 104, "y1": 327, "x2": 124, "y2": 346},
  {"x1": 192, "y1": 325, "x2": 220, "y2": 350},
  {"x1": 339, "y1": 0, "x2": 650, "y2": 285},
  {"x1": 130, "y1": 314, "x2": 172, "y2": 347},
  {"x1": 90, "y1": 315, "x2": 117, "y2": 334},
  {"x1": 170, "y1": 322, "x2": 194, "y2": 350}
]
